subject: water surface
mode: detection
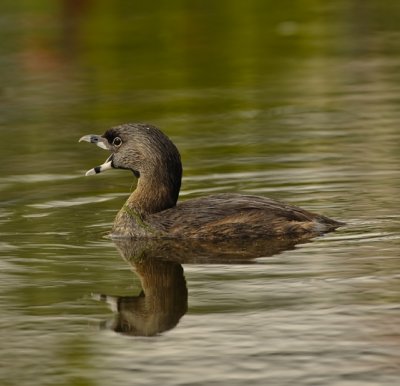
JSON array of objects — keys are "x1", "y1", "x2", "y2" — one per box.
[{"x1": 1, "y1": 1, "x2": 399, "y2": 385}]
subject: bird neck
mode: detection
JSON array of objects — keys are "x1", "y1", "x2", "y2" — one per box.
[{"x1": 125, "y1": 171, "x2": 181, "y2": 215}]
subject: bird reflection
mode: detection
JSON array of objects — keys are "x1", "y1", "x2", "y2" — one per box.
[
  {"x1": 94, "y1": 236, "x2": 311, "y2": 336},
  {"x1": 94, "y1": 245, "x2": 187, "y2": 337}
]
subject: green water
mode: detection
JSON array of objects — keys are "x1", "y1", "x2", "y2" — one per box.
[{"x1": 1, "y1": 1, "x2": 400, "y2": 385}]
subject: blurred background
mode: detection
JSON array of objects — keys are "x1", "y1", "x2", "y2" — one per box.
[
  {"x1": 1, "y1": 1, "x2": 399, "y2": 385},
  {"x1": 3, "y1": 0, "x2": 400, "y2": 175}
]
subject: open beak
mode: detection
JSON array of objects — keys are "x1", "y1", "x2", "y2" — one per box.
[
  {"x1": 79, "y1": 134, "x2": 109, "y2": 150},
  {"x1": 79, "y1": 134, "x2": 114, "y2": 176}
]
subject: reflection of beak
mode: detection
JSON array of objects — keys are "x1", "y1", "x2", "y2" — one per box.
[{"x1": 79, "y1": 134, "x2": 114, "y2": 176}]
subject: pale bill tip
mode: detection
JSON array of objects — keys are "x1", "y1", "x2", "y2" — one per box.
[
  {"x1": 79, "y1": 135, "x2": 92, "y2": 143},
  {"x1": 84, "y1": 160, "x2": 113, "y2": 177},
  {"x1": 85, "y1": 168, "x2": 97, "y2": 176}
]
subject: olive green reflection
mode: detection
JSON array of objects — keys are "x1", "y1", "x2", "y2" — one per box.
[
  {"x1": 94, "y1": 236, "x2": 310, "y2": 336},
  {"x1": 94, "y1": 245, "x2": 187, "y2": 337}
]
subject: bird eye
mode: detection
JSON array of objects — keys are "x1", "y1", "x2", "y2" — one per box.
[{"x1": 112, "y1": 137, "x2": 122, "y2": 147}]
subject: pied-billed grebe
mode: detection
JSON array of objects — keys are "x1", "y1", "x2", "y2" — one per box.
[{"x1": 79, "y1": 123, "x2": 343, "y2": 239}]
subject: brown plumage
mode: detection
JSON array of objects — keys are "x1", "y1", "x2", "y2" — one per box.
[{"x1": 79, "y1": 123, "x2": 343, "y2": 239}]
